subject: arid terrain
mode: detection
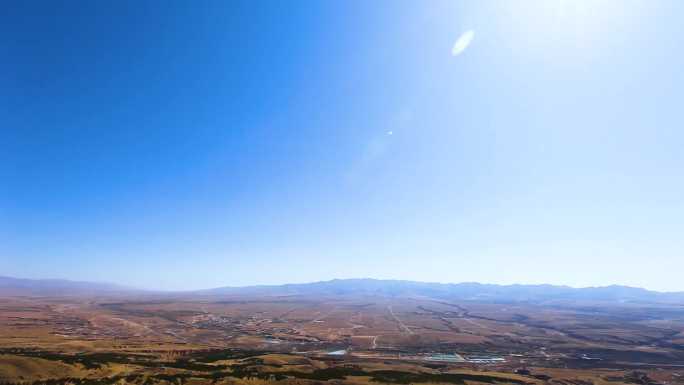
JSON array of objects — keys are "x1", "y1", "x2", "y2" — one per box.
[{"x1": 1, "y1": 278, "x2": 684, "y2": 385}]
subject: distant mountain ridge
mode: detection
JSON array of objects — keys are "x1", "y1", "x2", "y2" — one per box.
[
  {"x1": 2, "y1": 276, "x2": 683, "y2": 303},
  {"x1": 0, "y1": 276, "x2": 134, "y2": 296},
  {"x1": 197, "y1": 278, "x2": 684, "y2": 304}
]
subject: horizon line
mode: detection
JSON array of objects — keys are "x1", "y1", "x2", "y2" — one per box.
[{"x1": 2, "y1": 275, "x2": 683, "y2": 295}]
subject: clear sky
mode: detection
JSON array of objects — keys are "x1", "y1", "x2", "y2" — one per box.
[{"x1": 2, "y1": 1, "x2": 683, "y2": 291}]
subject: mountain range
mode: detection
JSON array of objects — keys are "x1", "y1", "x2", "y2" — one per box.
[
  {"x1": 2, "y1": 276, "x2": 684, "y2": 304},
  {"x1": 0, "y1": 276, "x2": 130, "y2": 296}
]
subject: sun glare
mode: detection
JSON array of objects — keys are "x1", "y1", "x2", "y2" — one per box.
[{"x1": 493, "y1": 0, "x2": 642, "y2": 62}]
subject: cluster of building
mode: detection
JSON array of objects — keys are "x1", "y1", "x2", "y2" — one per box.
[{"x1": 425, "y1": 353, "x2": 505, "y2": 364}]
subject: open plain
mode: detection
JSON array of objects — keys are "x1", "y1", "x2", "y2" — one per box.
[{"x1": 1, "y1": 279, "x2": 684, "y2": 385}]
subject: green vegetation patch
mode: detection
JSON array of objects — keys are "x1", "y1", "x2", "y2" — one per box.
[
  {"x1": 368, "y1": 371, "x2": 531, "y2": 384},
  {"x1": 183, "y1": 349, "x2": 266, "y2": 363}
]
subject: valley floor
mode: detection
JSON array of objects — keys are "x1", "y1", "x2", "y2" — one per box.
[{"x1": 1, "y1": 294, "x2": 683, "y2": 384}]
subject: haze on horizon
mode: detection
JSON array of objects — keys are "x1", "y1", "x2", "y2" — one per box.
[{"x1": 2, "y1": 1, "x2": 683, "y2": 292}]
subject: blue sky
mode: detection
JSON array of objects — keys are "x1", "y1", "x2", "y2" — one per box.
[{"x1": 2, "y1": 1, "x2": 683, "y2": 291}]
